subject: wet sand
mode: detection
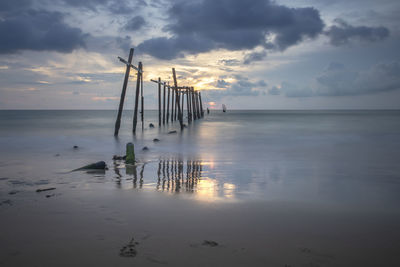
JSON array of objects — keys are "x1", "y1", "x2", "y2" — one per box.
[
  {"x1": 1, "y1": 180, "x2": 399, "y2": 267},
  {"x1": 1, "y1": 110, "x2": 400, "y2": 266}
]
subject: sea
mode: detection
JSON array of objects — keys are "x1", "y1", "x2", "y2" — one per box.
[{"x1": 1, "y1": 109, "x2": 400, "y2": 210}]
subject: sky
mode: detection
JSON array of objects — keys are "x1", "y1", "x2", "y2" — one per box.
[{"x1": 0, "y1": 0, "x2": 400, "y2": 109}]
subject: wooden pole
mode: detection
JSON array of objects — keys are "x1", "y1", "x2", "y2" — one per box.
[
  {"x1": 195, "y1": 91, "x2": 200, "y2": 119},
  {"x1": 199, "y1": 91, "x2": 204, "y2": 117},
  {"x1": 158, "y1": 77, "x2": 161, "y2": 126},
  {"x1": 191, "y1": 87, "x2": 197, "y2": 120},
  {"x1": 171, "y1": 85, "x2": 175, "y2": 122},
  {"x1": 181, "y1": 90, "x2": 185, "y2": 120},
  {"x1": 133, "y1": 62, "x2": 142, "y2": 134},
  {"x1": 114, "y1": 48, "x2": 134, "y2": 136},
  {"x1": 140, "y1": 65, "x2": 144, "y2": 130},
  {"x1": 166, "y1": 84, "x2": 170, "y2": 123},
  {"x1": 172, "y1": 68, "x2": 183, "y2": 129},
  {"x1": 163, "y1": 82, "x2": 166, "y2": 125},
  {"x1": 186, "y1": 87, "x2": 191, "y2": 123}
]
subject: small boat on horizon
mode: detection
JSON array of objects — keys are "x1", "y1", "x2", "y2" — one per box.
[{"x1": 222, "y1": 104, "x2": 227, "y2": 113}]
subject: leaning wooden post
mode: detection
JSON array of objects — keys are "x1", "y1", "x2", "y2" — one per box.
[
  {"x1": 114, "y1": 48, "x2": 134, "y2": 136},
  {"x1": 132, "y1": 62, "x2": 142, "y2": 134},
  {"x1": 172, "y1": 68, "x2": 184, "y2": 129},
  {"x1": 166, "y1": 83, "x2": 170, "y2": 123},
  {"x1": 163, "y1": 82, "x2": 166, "y2": 125},
  {"x1": 186, "y1": 87, "x2": 191, "y2": 123},
  {"x1": 199, "y1": 91, "x2": 204, "y2": 117},
  {"x1": 158, "y1": 77, "x2": 161, "y2": 126}
]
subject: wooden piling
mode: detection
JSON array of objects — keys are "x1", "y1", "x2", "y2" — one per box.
[
  {"x1": 172, "y1": 68, "x2": 184, "y2": 129},
  {"x1": 191, "y1": 87, "x2": 197, "y2": 120},
  {"x1": 132, "y1": 62, "x2": 142, "y2": 134},
  {"x1": 140, "y1": 66, "x2": 144, "y2": 130},
  {"x1": 163, "y1": 82, "x2": 166, "y2": 125},
  {"x1": 171, "y1": 85, "x2": 175, "y2": 122},
  {"x1": 181, "y1": 90, "x2": 185, "y2": 120},
  {"x1": 195, "y1": 91, "x2": 200, "y2": 119},
  {"x1": 158, "y1": 77, "x2": 161, "y2": 126},
  {"x1": 186, "y1": 87, "x2": 191, "y2": 123},
  {"x1": 166, "y1": 83, "x2": 170, "y2": 123},
  {"x1": 114, "y1": 48, "x2": 134, "y2": 136},
  {"x1": 199, "y1": 91, "x2": 204, "y2": 117}
]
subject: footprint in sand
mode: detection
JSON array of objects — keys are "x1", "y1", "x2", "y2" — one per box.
[{"x1": 119, "y1": 237, "x2": 139, "y2": 257}]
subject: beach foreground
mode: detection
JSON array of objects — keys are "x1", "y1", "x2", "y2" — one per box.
[{"x1": 1, "y1": 110, "x2": 400, "y2": 266}]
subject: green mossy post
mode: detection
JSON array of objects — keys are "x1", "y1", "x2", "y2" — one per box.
[{"x1": 126, "y1": 142, "x2": 135, "y2": 164}]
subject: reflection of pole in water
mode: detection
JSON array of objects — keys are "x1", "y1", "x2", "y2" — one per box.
[
  {"x1": 127, "y1": 165, "x2": 138, "y2": 188},
  {"x1": 139, "y1": 164, "x2": 145, "y2": 189}
]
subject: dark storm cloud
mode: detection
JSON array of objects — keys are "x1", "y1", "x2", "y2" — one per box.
[
  {"x1": 0, "y1": 0, "x2": 86, "y2": 54},
  {"x1": 123, "y1": 16, "x2": 146, "y2": 31},
  {"x1": 243, "y1": 51, "x2": 267, "y2": 64},
  {"x1": 0, "y1": 10, "x2": 86, "y2": 54},
  {"x1": 325, "y1": 19, "x2": 390, "y2": 46},
  {"x1": 138, "y1": 0, "x2": 324, "y2": 59}
]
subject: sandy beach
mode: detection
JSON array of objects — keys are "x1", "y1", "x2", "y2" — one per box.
[{"x1": 1, "y1": 110, "x2": 400, "y2": 266}]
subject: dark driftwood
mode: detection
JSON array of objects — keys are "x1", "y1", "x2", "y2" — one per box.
[
  {"x1": 133, "y1": 62, "x2": 142, "y2": 134},
  {"x1": 172, "y1": 68, "x2": 184, "y2": 129},
  {"x1": 163, "y1": 82, "x2": 166, "y2": 125},
  {"x1": 166, "y1": 84, "x2": 170, "y2": 123},
  {"x1": 158, "y1": 77, "x2": 161, "y2": 126},
  {"x1": 114, "y1": 48, "x2": 134, "y2": 136},
  {"x1": 199, "y1": 92, "x2": 204, "y2": 117}
]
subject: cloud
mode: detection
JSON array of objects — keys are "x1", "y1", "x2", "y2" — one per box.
[
  {"x1": 0, "y1": 2, "x2": 87, "y2": 54},
  {"x1": 123, "y1": 16, "x2": 146, "y2": 31},
  {"x1": 243, "y1": 51, "x2": 267, "y2": 64},
  {"x1": 60, "y1": 0, "x2": 147, "y2": 14},
  {"x1": 138, "y1": 0, "x2": 324, "y2": 59},
  {"x1": 219, "y1": 59, "x2": 241, "y2": 66},
  {"x1": 325, "y1": 19, "x2": 390, "y2": 46},
  {"x1": 275, "y1": 61, "x2": 400, "y2": 97}
]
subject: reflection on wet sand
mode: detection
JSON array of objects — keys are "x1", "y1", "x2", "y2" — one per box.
[{"x1": 113, "y1": 158, "x2": 236, "y2": 202}]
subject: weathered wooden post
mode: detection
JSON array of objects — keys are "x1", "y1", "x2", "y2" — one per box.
[
  {"x1": 195, "y1": 91, "x2": 200, "y2": 119},
  {"x1": 191, "y1": 87, "x2": 197, "y2": 120},
  {"x1": 163, "y1": 82, "x2": 166, "y2": 125},
  {"x1": 171, "y1": 85, "x2": 175, "y2": 122},
  {"x1": 132, "y1": 62, "x2": 142, "y2": 134},
  {"x1": 158, "y1": 77, "x2": 161, "y2": 126},
  {"x1": 186, "y1": 87, "x2": 191, "y2": 123},
  {"x1": 181, "y1": 90, "x2": 185, "y2": 120},
  {"x1": 199, "y1": 91, "x2": 204, "y2": 117},
  {"x1": 166, "y1": 83, "x2": 170, "y2": 123},
  {"x1": 172, "y1": 68, "x2": 184, "y2": 129},
  {"x1": 114, "y1": 48, "x2": 134, "y2": 136},
  {"x1": 140, "y1": 66, "x2": 144, "y2": 130}
]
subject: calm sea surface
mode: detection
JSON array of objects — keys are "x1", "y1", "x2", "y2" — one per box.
[{"x1": 1, "y1": 110, "x2": 400, "y2": 210}]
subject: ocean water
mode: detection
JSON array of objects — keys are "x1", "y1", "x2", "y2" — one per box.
[{"x1": 1, "y1": 109, "x2": 400, "y2": 210}]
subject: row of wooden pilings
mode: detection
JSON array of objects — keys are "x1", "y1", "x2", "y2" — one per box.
[
  {"x1": 151, "y1": 77, "x2": 204, "y2": 128},
  {"x1": 114, "y1": 48, "x2": 204, "y2": 137}
]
